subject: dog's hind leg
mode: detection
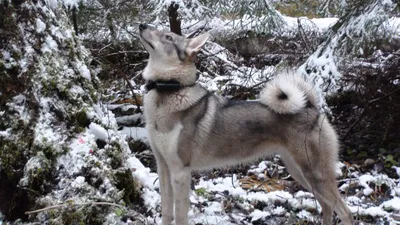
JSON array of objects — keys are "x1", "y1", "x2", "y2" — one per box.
[
  {"x1": 281, "y1": 153, "x2": 312, "y2": 191},
  {"x1": 153, "y1": 150, "x2": 174, "y2": 225},
  {"x1": 171, "y1": 166, "x2": 191, "y2": 225},
  {"x1": 306, "y1": 171, "x2": 353, "y2": 225},
  {"x1": 282, "y1": 154, "x2": 333, "y2": 224},
  {"x1": 288, "y1": 151, "x2": 353, "y2": 225}
]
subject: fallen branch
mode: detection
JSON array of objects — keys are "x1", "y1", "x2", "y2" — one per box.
[{"x1": 25, "y1": 201, "x2": 124, "y2": 215}]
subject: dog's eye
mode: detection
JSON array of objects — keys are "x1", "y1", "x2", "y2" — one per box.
[{"x1": 165, "y1": 35, "x2": 173, "y2": 41}]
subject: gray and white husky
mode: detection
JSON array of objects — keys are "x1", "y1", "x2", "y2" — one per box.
[{"x1": 138, "y1": 24, "x2": 353, "y2": 225}]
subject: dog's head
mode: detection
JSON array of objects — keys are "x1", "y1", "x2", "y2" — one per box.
[{"x1": 139, "y1": 24, "x2": 209, "y2": 85}]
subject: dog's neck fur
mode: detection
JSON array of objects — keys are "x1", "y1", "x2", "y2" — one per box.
[
  {"x1": 143, "y1": 59, "x2": 197, "y2": 86},
  {"x1": 144, "y1": 83, "x2": 208, "y2": 114},
  {"x1": 142, "y1": 58, "x2": 209, "y2": 113}
]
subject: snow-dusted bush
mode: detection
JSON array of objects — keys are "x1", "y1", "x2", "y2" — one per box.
[{"x1": 299, "y1": 0, "x2": 398, "y2": 110}]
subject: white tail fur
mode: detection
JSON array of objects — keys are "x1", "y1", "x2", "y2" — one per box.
[{"x1": 260, "y1": 72, "x2": 319, "y2": 114}]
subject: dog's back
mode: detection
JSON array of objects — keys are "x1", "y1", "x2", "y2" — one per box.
[{"x1": 175, "y1": 74, "x2": 326, "y2": 170}]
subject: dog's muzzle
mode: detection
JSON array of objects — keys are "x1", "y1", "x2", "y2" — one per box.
[{"x1": 139, "y1": 24, "x2": 155, "y2": 49}]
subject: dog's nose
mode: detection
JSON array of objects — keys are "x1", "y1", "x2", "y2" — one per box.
[{"x1": 139, "y1": 24, "x2": 147, "y2": 31}]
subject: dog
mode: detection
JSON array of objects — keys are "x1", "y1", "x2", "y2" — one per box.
[{"x1": 138, "y1": 24, "x2": 353, "y2": 225}]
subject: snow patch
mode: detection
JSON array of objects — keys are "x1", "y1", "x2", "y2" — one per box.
[
  {"x1": 34, "y1": 103, "x2": 65, "y2": 148},
  {"x1": 76, "y1": 61, "x2": 91, "y2": 80},
  {"x1": 250, "y1": 209, "x2": 271, "y2": 222},
  {"x1": 57, "y1": 130, "x2": 97, "y2": 176},
  {"x1": 36, "y1": 18, "x2": 46, "y2": 33},
  {"x1": 41, "y1": 35, "x2": 58, "y2": 53},
  {"x1": 89, "y1": 122, "x2": 109, "y2": 141},
  {"x1": 71, "y1": 176, "x2": 86, "y2": 188},
  {"x1": 381, "y1": 197, "x2": 400, "y2": 211},
  {"x1": 0, "y1": 128, "x2": 12, "y2": 139},
  {"x1": 6, "y1": 94, "x2": 30, "y2": 122}
]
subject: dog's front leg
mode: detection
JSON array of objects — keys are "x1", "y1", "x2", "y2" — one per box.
[
  {"x1": 154, "y1": 150, "x2": 174, "y2": 225},
  {"x1": 171, "y1": 167, "x2": 191, "y2": 225}
]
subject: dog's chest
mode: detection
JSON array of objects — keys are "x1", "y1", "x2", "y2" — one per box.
[
  {"x1": 144, "y1": 93, "x2": 183, "y2": 152},
  {"x1": 146, "y1": 113, "x2": 184, "y2": 165},
  {"x1": 144, "y1": 97, "x2": 180, "y2": 131}
]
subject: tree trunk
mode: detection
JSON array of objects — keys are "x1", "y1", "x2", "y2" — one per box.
[
  {"x1": 0, "y1": 1, "x2": 143, "y2": 224},
  {"x1": 168, "y1": 2, "x2": 182, "y2": 35},
  {"x1": 72, "y1": 6, "x2": 79, "y2": 35}
]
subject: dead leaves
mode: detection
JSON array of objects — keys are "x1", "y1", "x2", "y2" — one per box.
[
  {"x1": 113, "y1": 96, "x2": 143, "y2": 106},
  {"x1": 239, "y1": 174, "x2": 290, "y2": 193}
]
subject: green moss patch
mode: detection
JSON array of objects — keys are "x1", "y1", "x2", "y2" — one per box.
[{"x1": 114, "y1": 169, "x2": 142, "y2": 208}]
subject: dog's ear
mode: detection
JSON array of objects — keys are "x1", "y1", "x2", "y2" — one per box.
[{"x1": 186, "y1": 32, "x2": 210, "y2": 59}]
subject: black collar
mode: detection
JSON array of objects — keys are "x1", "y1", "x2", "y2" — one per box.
[{"x1": 145, "y1": 80, "x2": 195, "y2": 92}]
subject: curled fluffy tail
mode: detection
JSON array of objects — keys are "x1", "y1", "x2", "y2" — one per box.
[{"x1": 259, "y1": 73, "x2": 319, "y2": 114}]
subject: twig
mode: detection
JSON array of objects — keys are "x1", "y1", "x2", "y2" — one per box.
[
  {"x1": 153, "y1": 177, "x2": 159, "y2": 186},
  {"x1": 342, "y1": 106, "x2": 368, "y2": 140},
  {"x1": 228, "y1": 79, "x2": 271, "y2": 100},
  {"x1": 25, "y1": 201, "x2": 124, "y2": 215},
  {"x1": 200, "y1": 66, "x2": 220, "y2": 78},
  {"x1": 98, "y1": 43, "x2": 113, "y2": 53},
  {"x1": 297, "y1": 18, "x2": 312, "y2": 53},
  {"x1": 343, "y1": 86, "x2": 400, "y2": 140},
  {"x1": 231, "y1": 173, "x2": 236, "y2": 188},
  {"x1": 368, "y1": 86, "x2": 400, "y2": 105},
  {"x1": 106, "y1": 50, "x2": 147, "y2": 57},
  {"x1": 187, "y1": 21, "x2": 208, "y2": 38},
  {"x1": 201, "y1": 48, "x2": 239, "y2": 70},
  {"x1": 120, "y1": 69, "x2": 142, "y2": 113}
]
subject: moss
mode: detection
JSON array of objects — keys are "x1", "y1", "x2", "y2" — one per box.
[
  {"x1": 0, "y1": 140, "x2": 32, "y2": 221},
  {"x1": 194, "y1": 187, "x2": 210, "y2": 198},
  {"x1": 107, "y1": 150, "x2": 123, "y2": 169},
  {"x1": 0, "y1": 141, "x2": 26, "y2": 179},
  {"x1": 84, "y1": 207, "x2": 106, "y2": 225},
  {"x1": 0, "y1": 61, "x2": 5, "y2": 73},
  {"x1": 114, "y1": 169, "x2": 142, "y2": 206},
  {"x1": 81, "y1": 94, "x2": 93, "y2": 105},
  {"x1": 89, "y1": 89, "x2": 98, "y2": 103},
  {"x1": 21, "y1": 151, "x2": 52, "y2": 194},
  {"x1": 57, "y1": 87, "x2": 70, "y2": 101},
  {"x1": 68, "y1": 43, "x2": 77, "y2": 59},
  {"x1": 127, "y1": 139, "x2": 147, "y2": 153},
  {"x1": 42, "y1": 144, "x2": 58, "y2": 159},
  {"x1": 0, "y1": 120, "x2": 34, "y2": 172},
  {"x1": 60, "y1": 208, "x2": 86, "y2": 225},
  {"x1": 55, "y1": 204, "x2": 109, "y2": 225},
  {"x1": 0, "y1": 63, "x2": 24, "y2": 105},
  {"x1": 105, "y1": 141, "x2": 124, "y2": 169},
  {"x1": 0, "y1": 119, "x2": 58, "y2": 221},
  {"x1": 75, "y1": 110, "x2": 90, "y2": 128},
  {"x1": 68, "y1": 109, "x2": 90, "y2": 133}
]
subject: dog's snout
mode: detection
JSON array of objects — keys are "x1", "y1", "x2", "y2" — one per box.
[{"x1": 139, "y1": 24, "x2": 148, "y2": 31}]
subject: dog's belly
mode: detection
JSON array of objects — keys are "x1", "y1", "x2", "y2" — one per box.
[{"x1": 189, "y1": 141, "x2": 284, "y2": 170}]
